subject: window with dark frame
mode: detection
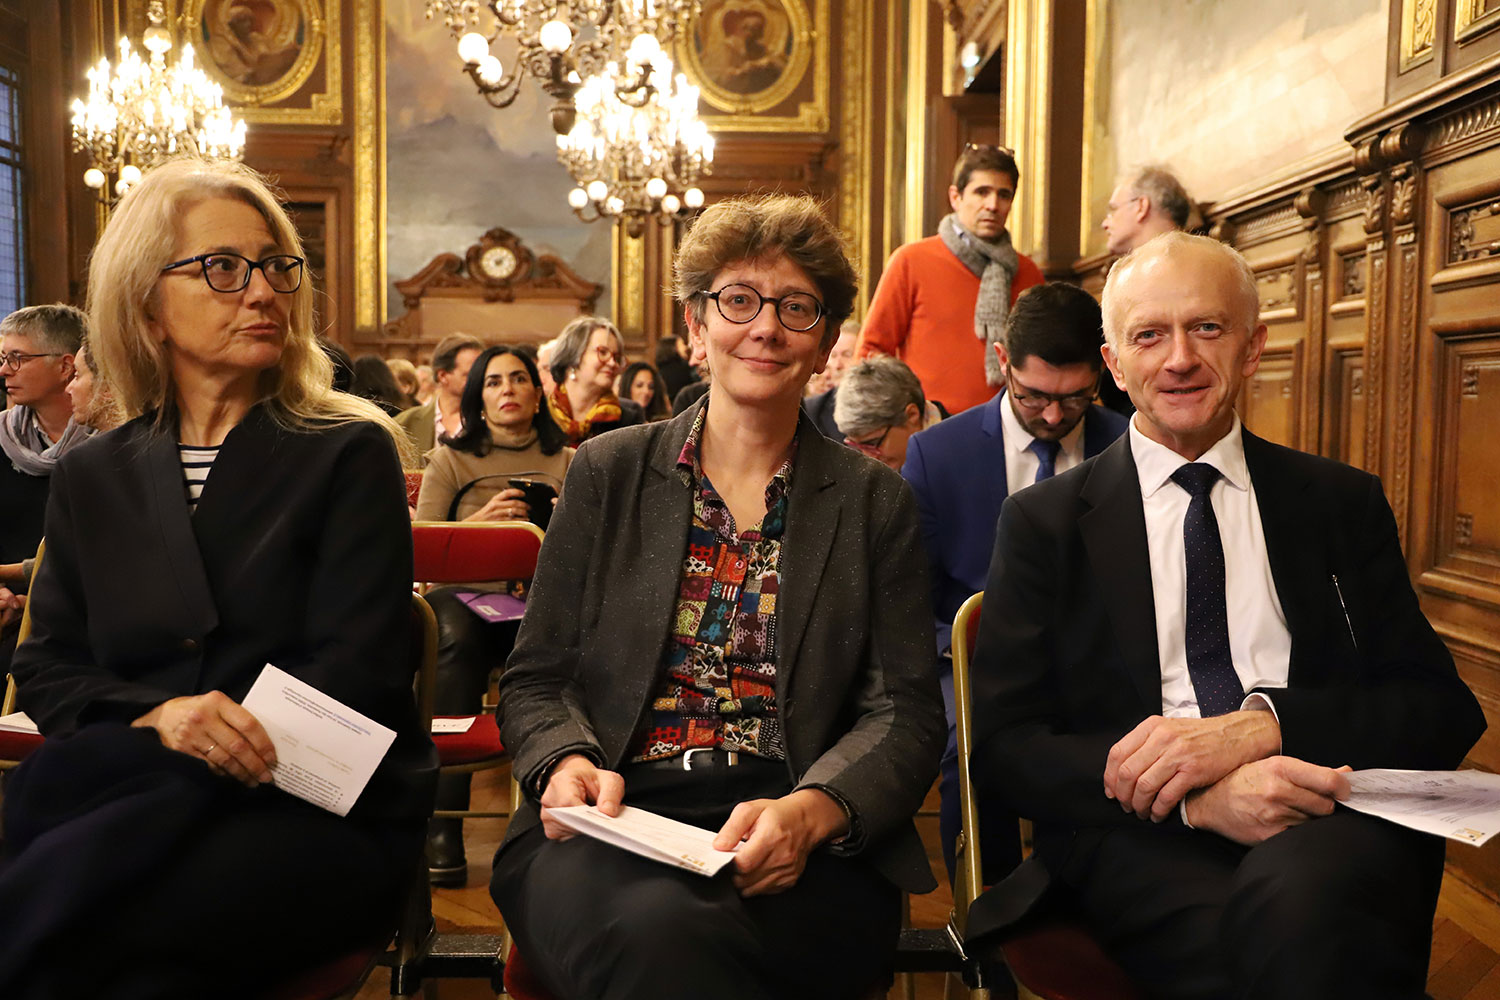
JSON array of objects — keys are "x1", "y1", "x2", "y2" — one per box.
[{"x1": 0, "y1": 63, "x2": 24, "y2": 316}]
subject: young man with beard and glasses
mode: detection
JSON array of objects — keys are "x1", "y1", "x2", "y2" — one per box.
[
  {"x1": 856, "y1": 145, "x2": 1044, "y2": 415},
  {"x1": 901, "y1": 281, "x2": 1127, "y2": 883}
]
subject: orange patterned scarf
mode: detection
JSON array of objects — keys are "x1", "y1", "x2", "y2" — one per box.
[{"x1": 548, "y1": 381, "x2": 623, "y2": 446}]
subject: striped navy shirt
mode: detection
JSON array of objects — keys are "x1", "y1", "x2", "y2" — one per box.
[{"x1": 178, "y1": 444, "x2": 220, "y2": 514}]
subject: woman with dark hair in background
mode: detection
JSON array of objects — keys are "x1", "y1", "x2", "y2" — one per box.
[
  {"x1": 617, "y1": 360, "x2": 670, "y2": 421},
  {"x1": 351, "y1": 353, "x2": 408, "y2": 415},
  {"x1": 414, "y1": 343, "x2": 573, "y2": 885},
  {"x1": 546, "y1": 316, "x2": 642, "y2": 446}
]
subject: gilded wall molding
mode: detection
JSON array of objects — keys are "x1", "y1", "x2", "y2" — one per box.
[
  {"x1": 690, "y1": 0, "x2": 831, "y2": 133},
  {"x1": 353, "y1": 0, "x2": 384, "y2": 330},
  {"x1": 1455, "y1": 0, "x2": 1500, "y2": 42},
  {"x1": 178, "y1": 0, "x2": 343, "y2": 125},
  {"x1": 1401, "y1": 0, "x2": 1437, "y2": 71},
  {"x1": 837, "y1": 0, "x2": 872, "y2": 313}
]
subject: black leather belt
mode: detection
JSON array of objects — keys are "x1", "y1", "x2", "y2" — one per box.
[{"x1": 637, "y1": 748, "x2": 741, "y2": 771}]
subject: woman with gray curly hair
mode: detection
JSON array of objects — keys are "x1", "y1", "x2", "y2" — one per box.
[
  {"x1": 833, "y1": 355, "x2": 943, "y2": 471},
  {"x1": 4, "y1": 157, "x2": 435, "y2": 995},
  {"x1": 545, "y1": 315, "x2": 644, "y2": 445},
  {"x1": 491, "y1": 192, "x2": 944, "y2": 999}
]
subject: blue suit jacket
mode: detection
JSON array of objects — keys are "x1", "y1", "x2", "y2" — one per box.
[{"x1": 902, "y1": 390, "x2": 1128, "y2": 652}]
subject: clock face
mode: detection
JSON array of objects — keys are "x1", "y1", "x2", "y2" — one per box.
[{"x1": 480, "y1": 245, "x2": 518, "y2": 281}]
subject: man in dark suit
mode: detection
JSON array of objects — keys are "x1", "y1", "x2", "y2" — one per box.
[
  {"x1": 902, "y1": 282, "x2": 1127, "y2": 880},
  {"x1": 969, "y1": 232, "x2": 1485, "y2": 999}
]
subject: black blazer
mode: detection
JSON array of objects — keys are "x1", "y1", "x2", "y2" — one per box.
[
  {"x1": 12, "y1": 406, "x2": 438, "y2": 821},
  {"x1": 971, "y1": 430, "x2": 1484, "y2": 884},
  {"x1": 497, "y1": 399, "x2": 947, "y2": 893}
]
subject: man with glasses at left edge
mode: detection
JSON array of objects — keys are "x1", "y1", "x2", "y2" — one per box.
[
  {"x1": 856, "y1": 144, "x2": 1044, "y2": 415},
  {"x1": 0, "y1": 304, "x2": 91, "y2": 665},
  {"x1": 902, "y1": 281, "x2": 1127, "y2": 884}
]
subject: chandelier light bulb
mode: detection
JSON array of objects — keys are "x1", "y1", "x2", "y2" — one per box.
[
  {"x1": 606, "y1": 196, "x2": 625, "y2": 215},
  {"x1": 684, "y1": 187, "x2": 704, "y2": 209},
  {"x1": 568, "y1": 187, "x2": 590, "y2": 209},
  {"x1": 477, "y1": 55, "x2": 505, "y2": 85},
  {"x1": 83, "y1": 168, "x2": 107, "y2": 189},
  {"x1": 586, "y1": 180, "x2": 610, "y2": 202},
  {"x1": 114, "y1": 178, "x2": 132, "y2": 196},
  {"x1": 119, "y1": 163, "x2": 143, "y2": 185},
  {"x1": 645, "y1": 177, "x2": 667, "y2": 199},
  {"x1": 539, "y1": 19, "x2": 573, "y2": 54},
  {"x1": 660, "y1": 193, "x2": 681, "y2": 214},
  {"x1": 627, "y1": 33, "x2": 660, "y2": 64},
  {"x1": 457, "y1": 32, "x2": 490, "y2": 65}
]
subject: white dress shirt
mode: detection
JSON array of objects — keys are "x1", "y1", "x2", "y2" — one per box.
[
  {"x1": 1129, "y1": 415, "x2": 1292, "y2": 718},
  {"x1": 999, "y1": 390, "x2": 1087, "y2": 491}
]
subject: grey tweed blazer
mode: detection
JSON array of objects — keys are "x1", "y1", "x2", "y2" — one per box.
[{"x1": 496, "y1": 397, "x2": 945, "y2": 893}]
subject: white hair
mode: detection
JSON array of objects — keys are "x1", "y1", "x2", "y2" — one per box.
[{"x1": 1101, "y1": 231, "x2": 1259, "y2": 350}]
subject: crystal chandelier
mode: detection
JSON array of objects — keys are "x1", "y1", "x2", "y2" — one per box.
[
  {"x1": 424, "y1": 0, "x2": 701, "y2": 135},
  {"x1": 557, "y1": 50, "x2": 712, "y2": 238},
  {"x1": 69, "y1": 2, "x2": 246, "y2": 205}
]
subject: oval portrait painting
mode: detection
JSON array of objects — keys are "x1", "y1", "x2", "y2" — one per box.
[
  {"x1": 198, "y1": 0, "x2": 310, "y2": 93},
  {"x1": 694, "y1": 0, "x2": 796, "y2": 98}
]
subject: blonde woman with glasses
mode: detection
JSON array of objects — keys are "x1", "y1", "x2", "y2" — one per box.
[{"x1": 3, "y1": 158, "x2": 435, "y2": 996}]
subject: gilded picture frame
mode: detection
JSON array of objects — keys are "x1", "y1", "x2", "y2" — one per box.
[
  {"x1": 1455, "y1": 0, "x2": 1500, "y2": 42},
  {"x1": 680, "y1": 0, "x2": 829, "y2": 133},
  {"x1": 180, "y1": 0, "x2": 342, "y2": 124}
]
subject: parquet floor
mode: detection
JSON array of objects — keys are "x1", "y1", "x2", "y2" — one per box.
[{"x1": 357, "y1": 763, "x2": 1500, "y2": 1000}]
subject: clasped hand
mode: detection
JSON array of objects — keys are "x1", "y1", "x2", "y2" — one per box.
[
  {"x1": 132, "y1": 690, "x2": 276, "y2": 788},
  {"x1": 1184, "y1": 757, "x2": 1351, "y2": 845},
  {"x1": 539, "y1": 754, "x2": 848, "y2": 897},
  {"x1": 469, "y1": 487, "x2": 530, "y2": 523},
  {"x1": 1103, "y1": 710, "x2": 1282, "y2": 821}
]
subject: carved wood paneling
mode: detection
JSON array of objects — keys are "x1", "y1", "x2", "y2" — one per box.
[
  {"x1": 1340, "y1": 251, "x2": 1368, "y2": 298},
  {"x1": 1255, "y1": 264, "x2": 1300, "y2": 321},
  {"x1": 1364, "y1": 244, "x2": 1389, "y2": 473},
  {"x1": 1434, "y1": 339, "x2": 1500, "y2": 586},
  {"x1": 1329, "y1": 348, "x2": 1368, "y2": 469},
  {"x1": 1391, "y1": 229, "x2": 1423, "y2": 548},
  {"x1": 1241, "y1": 344, "x2": 1302, "y2": 450},
  {"x1": 1449, "y1": 197, "x2": 1500, "y2": 262}
]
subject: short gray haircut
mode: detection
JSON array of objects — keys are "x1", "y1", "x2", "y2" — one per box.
[
  {"x1": 834, "y1": 356, "x2": 925, "y2": 436},
  {"x1": 1123, "y1": 165, "x2": 1191, "y2": 230},
  {"x1": 1, "y1": 303, "x2": 89, "y2": 355},
  {"x1": 1101, "y1": 232, "x2": 1259, "y2": 350},
  {"x1": 549, "y1": 316, "x2": 622, "y2": 386}
]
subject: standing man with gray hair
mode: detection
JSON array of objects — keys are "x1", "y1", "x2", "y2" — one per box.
[
  {"x1": 857, "y1": 145, "x2": 1044, "y2": 415},
  {"x1": 1101, "y1": 165, "x2": 1193, "y2": 256},
  {"x1": 0, "y1": 303, "x2": 90, "y2": 649}
]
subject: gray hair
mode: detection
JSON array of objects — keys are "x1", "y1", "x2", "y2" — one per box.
[
  {"x1": 549, "y1": 316, "x2": 622, "y2": 386},
  {"x1": 1122, "y1": 165, "x2": 1191, "y2": 230},
  {"x1": 834, "y1": 356, "x2": 926, "y2": 436},
  {"x1": 1101, "y1": 232, "x2": 1259, "y2": 350},
  {"x1": 1, "y1": 303, "x2": 89, "y2": 355}
]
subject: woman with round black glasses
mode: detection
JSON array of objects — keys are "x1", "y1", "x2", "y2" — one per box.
[
  {"x1": 491, "y1": 193, "x2": 944, "y2": 999},
  {"x1": 4, "y1": 158, "x2": 434, "y2": 995}
]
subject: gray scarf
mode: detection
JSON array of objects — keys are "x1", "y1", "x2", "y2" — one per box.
[
  {"x1": 0, "y1": 406, "x2": 91, "y2": 477},
  {"x1": 939, "y1": 213, "x2": 1019, "y2": 386}
]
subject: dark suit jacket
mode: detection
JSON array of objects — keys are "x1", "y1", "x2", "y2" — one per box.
[
  {"x1": 801, "y1": 386, "x2": 841, "y2": 440},
  {"x1": 902, "y1": 391, "x2": 1128, "y2": 651},
  {"x1": 968, "y1": 430, "x2": 1485, "y2": 929},
  {"x1": 497, "y1": 399, "x2": 947, "y2": 893},
  {"x1": 12, "y1": 406, "x2": 438, "y2": 821}
]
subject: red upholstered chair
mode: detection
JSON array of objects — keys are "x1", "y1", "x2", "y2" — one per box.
[
  {"x1": 950, "y1": 592, "x2": 1143, "y2": 1000},
  {"x1": 411, "y1": 520, "x2": 545, "y2": 818},
  {"x1": 1, "y1": 539, "x2": 46, "y2": 770}
]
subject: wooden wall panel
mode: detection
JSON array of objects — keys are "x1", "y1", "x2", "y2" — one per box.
[{"x1": 1242, "y1": 345, "x2": 1302, "y2": 450}]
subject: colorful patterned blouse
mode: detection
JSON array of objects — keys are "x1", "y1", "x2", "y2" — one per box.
[{"x1": 628, "y1": 406, "x2": 795, "y2": 763}]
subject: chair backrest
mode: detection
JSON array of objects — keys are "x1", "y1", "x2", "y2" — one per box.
[
  {"x1": 949, "y1": 590, "x2": 984, "y2": 939},
  {"x1": 411, "y1": 521, "x2": 545, "y2": 587},
  {"x1": 2, "y1": 538, "x2": 45, "y2": 717}
]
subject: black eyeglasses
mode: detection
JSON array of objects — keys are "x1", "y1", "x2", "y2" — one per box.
[
  {"x1": 0, "y1": 351, "x2": 62, "y2": 371},
  {"x1": 161, "y1": 252, "x2": 305, "y2": 294},
  {"x1": 703, "y1": 283, "x2": 825, "y2": 333},
  {"x1": 844, "y1": 425, "x2": 892, "y2": 458},
  {"x1": 1005, "y1": 368, "x2": 1098, "y2": 414}
]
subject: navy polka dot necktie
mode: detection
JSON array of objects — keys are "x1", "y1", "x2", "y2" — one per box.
[
  {"x1": 1029, "y1": 438, "x2": 1061, "y2": 483},
  {"x1": 1170, "y1": 463, "x2": 1244, "y2": 717}
]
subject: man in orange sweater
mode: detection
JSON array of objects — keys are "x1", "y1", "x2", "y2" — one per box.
[{"x1": 857, "y1": 145, "x2": 1044, "y2": 414}]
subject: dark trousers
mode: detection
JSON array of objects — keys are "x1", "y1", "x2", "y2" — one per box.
[
  {"x1": 490, "y1": 756, "x2": 901, "y2": 1000},
  {"x1": 1065, "y1": 809, "x2": 1445, "y2": 1000}
]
